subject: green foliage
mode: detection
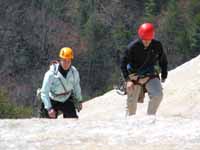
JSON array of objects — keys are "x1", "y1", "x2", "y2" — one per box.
[
  {"x1": 158, "y1": 0, "x2": 193, "y2": 57},
  {"x1": 189, "y1": 1, "x2": 200, "y2": 55},
  {"x1": 0, "y1": 89, "x2": 32, "y2": 118},
  {"x1": 78, "y1": 0, "x2": 96, "y2": 37},
  {"x1": 111, "y1": 21, "x2": 132, "y2": 52},
  {"x1": 33, "y1": 0, "x2": 66, "y2": 19},
  {"x1": 154, "y1": 0, "x2": 169, "y2": 12},
  {"x1": 144, "y1": 0, "x2": 156, "y2": 22},
  {"x1": 76, "y1": 0, "x2": 128, "y2": 97},
  {"x1": 191, "y1": 25, "x2": 200, "y2": 54}
]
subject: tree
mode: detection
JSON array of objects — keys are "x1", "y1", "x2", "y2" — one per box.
[
  {"x1": 144, "y1": 0, "x2": 156, "y2": 22},
  {"x1": 190, "y1": 0, "x2": 200, "y2": 56}
]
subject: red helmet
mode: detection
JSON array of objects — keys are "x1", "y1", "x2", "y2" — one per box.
[{"x1": 138, "y1": 23, "x2": 155, "y2": 40}]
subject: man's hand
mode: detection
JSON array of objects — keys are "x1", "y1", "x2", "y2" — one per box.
[
  {"x1": 48, "y1": 108, "x2": 56, "y2": 118},
  {"x1": 161, "y1": 73, "x2": 167, "y2": 83},
  {"x1": 126, "y1": 80, "x2": 134, "y2": 92}
]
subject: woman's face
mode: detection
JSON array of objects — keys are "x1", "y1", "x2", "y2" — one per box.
[{"x1": 60, "y1": 58, "x2": 72, "y2": 70}]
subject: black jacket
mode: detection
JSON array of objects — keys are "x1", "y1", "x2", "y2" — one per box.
[{"x1": 120, "y1": 39, "x2": 168, "y2": 81}]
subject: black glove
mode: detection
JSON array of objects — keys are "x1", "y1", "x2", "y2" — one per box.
[
  {"x1": 161, "y1": 72, "x2": 167, "y2": 83},
  {"x1": 76, "y1": 103, "x2": 82, "y2": 112},
  {"x1": 161, "y1": 78, "x2": 166, "y2": 83}
]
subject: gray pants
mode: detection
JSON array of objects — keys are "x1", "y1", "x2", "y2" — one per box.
[{"x1": 126, "y1": 78, "x2": 163, "y2": 116}]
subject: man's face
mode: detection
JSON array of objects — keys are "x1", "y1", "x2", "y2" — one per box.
[
  {"x1": 142, "y1": 40, "x2": 152, "y2": 48},
  {"x1": 60, "y1": 58, "x2": 72, "y2": 70}
]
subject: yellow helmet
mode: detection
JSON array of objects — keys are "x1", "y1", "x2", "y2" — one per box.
[{"x1": 59, "y1": 47, "x2": 74, "y2": 60}]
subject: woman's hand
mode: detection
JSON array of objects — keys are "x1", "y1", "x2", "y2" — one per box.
[{"x1": 48, "y1": 108, "x2": 56, "y2": 118}]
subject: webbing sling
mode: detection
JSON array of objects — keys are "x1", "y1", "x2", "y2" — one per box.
[
  {"x1": 131, "y1": 74, "x2": 159, "y2": 86},
  {"x1": 134, "y1": 75, "x2": 159, "y2": 103},
  {"x1": 50, "y1": 63, "x2": 74, "y2": 97}
]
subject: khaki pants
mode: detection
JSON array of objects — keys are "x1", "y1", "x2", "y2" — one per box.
[{"x1": 126, "y1": 78, "x2": 163, "y2": 116}]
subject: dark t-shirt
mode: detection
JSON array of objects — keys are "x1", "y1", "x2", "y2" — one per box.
[{"x1": 58, "y1": 64, "x2": 69, "y2": 78}]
